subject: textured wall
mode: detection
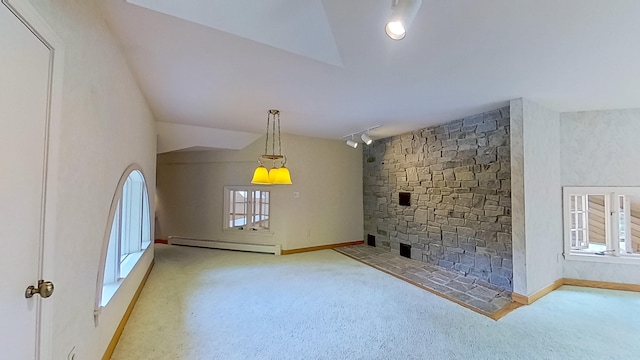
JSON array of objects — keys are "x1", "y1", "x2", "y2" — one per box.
[
  {"x1": 510, "y1": 98, "x2": 563, "y2": 296},
  {"x1": 363, "y1": 107, "x2": 512, "y2": 289},
  {"x1": 156, "y1": 133, "x2": 364, "y2": 251},
  {"x1": 25, "y1": 0, "x2": 157, "y2": 358},
  {"x1": 561, "y1": 108, "x2": 640, "y2": 285}
]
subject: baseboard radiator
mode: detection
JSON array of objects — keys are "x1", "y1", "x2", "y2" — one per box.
[{"x1": 167, "y1": 236, "x2": 282, "y2": 255}]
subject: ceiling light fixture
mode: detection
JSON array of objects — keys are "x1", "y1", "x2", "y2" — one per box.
[
  {"x1": 346, "y1": 136, "x2": 359, "y2": 149},
  {"x1": 342, "y1": 125, "x2": 381, "y2": 148},
  {"x1": 361, "y1": 132, "x2": 373, "y2": 145},
  {"x1": 251, "y1": 109, "x2": 292, "y2": 185},
  {"x1": 385, "y1": 0, "x2": 422, "y2": 40}
]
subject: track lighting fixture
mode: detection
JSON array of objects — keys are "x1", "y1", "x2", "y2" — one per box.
[
  {"x1": 361, "y1": 132, "x2": 373, "y2": 145},
  {"x1": 385, "y1": 0, "x2": 422, "y2": 40},
  {"x1": 346, "y1": 136, "x2": 359, "y2": 148},
  {"x1": 342, "y1": 125, "x2": 381, "y2": 148}
]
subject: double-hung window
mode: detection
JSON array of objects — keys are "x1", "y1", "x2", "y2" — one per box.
[
  {"x1": 563, "y1": 187, "x2": 640, "y2": 263},
  {"x1": 224, "y1": 186, "x2": 270, "y2": 231}
]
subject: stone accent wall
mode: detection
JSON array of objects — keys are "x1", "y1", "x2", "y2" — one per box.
[{"x1": 363, "y1": 107, "x2": 512, "y2": 289}]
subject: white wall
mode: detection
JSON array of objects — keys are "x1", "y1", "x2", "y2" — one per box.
[
  {"x1": 510, "y1": 98, "x2": 563, "y2": 296},
  {"x1": 27, "y1": 0, "x2": 157, "y2": 358},
  {"x1": 561, "y1": 109, "x2": 640, "y2": 284},
  {"x1": 156, "y1": 134, "x2": 363, "y2": 250}
]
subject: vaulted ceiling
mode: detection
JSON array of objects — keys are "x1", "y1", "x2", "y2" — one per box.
[{"x1": 103, "y1": 0, "x2": 640, "y2": 146}]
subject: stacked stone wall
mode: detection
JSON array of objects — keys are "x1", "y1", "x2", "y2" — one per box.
[{"x1": 363, "y1": 107, "x2": 512, "y2": 289}]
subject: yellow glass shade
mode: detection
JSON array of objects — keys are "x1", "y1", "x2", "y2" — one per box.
[
  {"x1": 268, "y1": 167, "x2": 279, "y2": 183},
  {"x1": 251, "y1": 166, "x2": 271, "y2": 184},
  {"x1": 273, "y1": 166, "x2": 292, "y2": 185}
]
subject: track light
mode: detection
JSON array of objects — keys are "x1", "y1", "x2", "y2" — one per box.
[
  {"x1": 361, "y1": 133, "x2": 373, "y2": 145},
  {"x1": 346, "y1": 136, "x2": 358, "y2": 148},
  {"x1": 385, "y1": 0, "x2": 422, "y2": 40},
  {"x1": 342, "y1": 125, "x2": 381, "y2": 148}
]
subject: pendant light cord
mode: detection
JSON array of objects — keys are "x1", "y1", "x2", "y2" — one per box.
[
  {"x1": 277, "y1": 112, "x2": 282, "y2": 156},
  {"x1": 271, "y1": 112, "x2": 276, "y2": 155},
  {"x1": 264, "y1": 111, "x2": 270, "y2": 156}
]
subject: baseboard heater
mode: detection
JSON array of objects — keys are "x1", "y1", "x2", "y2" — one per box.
[{"x1": 167, "y1": 236, "x2": 282, "y2": 255}]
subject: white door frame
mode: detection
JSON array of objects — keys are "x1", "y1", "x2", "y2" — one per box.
[{"x1": 2, "y1": 1, "x2": 64, "y2": 359}]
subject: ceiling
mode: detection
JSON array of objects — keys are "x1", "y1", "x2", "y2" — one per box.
[{"x1": 102, "y1": 0, "x2": 640, "y2": 144}]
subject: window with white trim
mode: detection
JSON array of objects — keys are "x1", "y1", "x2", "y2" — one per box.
[
  {"x1": 100, "y1": 168, "x2": 151, "y2": 306},
  {"x1": 224, "y1": 186, "x2": 270, "y2": 231},
  {"x1": 563, "y1": 187, "x2": 640, "y2": 262}
]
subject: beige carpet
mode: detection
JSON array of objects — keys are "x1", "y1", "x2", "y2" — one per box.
[{"x1": 111, "y1": 244, "x2": 640, "y2": 359}]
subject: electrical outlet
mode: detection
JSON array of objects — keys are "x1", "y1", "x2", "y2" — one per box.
[
  {"x1": 68, "y1": 346, "x2": 76, "y2": 360},
  {"x1": 293, "y1": 191, "x2": 300, "y2": 198}
]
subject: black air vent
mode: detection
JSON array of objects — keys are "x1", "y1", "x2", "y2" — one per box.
[
  {"x1": 367, "y1": 234, "x2": 376, "y2": 247},
  {"x1": 399, "y1": 192, "x2": 411, "y2": 206},
  {"x1": 399, "y1": 243, "x2": 411, "y2": 258}
]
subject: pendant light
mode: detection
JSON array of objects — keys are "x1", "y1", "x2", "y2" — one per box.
[{"x1": 251, "y1": 109, "x2": 292, "y2": 185}]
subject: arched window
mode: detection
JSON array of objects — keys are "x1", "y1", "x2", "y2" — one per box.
[{"x1": 97, "y1": 165, "x2": 151, "y2": 309}]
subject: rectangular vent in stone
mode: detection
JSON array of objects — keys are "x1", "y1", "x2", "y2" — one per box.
[
  {"x1": 399, "y1": 192, "x2": 410, "y2": 206},
  {"x1": 367, "y1": 234, "x2": 376, "y2": 247},
  {"x1": 399, "y1": 243, "x2": 411, "y2": 258}
]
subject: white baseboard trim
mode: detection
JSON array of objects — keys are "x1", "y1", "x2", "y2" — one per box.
[{"x1": 168, "y1": 236, "x2": 282, "y2": 255}]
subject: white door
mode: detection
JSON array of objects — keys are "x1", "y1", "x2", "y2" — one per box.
[{"x1": 0, "y1": 2, "x2": 53, "y2": 359}]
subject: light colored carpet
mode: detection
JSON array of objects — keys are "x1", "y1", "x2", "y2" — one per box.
[{"x1": 111, "y1": 244, "x2": 640, "y2": 359}]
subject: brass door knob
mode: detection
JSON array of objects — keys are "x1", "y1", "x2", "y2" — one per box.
[{"x1": 25, "y1": 280, "x2": 54, "y2": 299}]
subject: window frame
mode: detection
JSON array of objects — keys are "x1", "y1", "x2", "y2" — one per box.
[
  {"x1": 223, "y1": 186, "x2": 271, "y2": 234},
  {"x1": 95, "y1": 165, "x2": 152, "y2": 315},
  {"x1": 569, "y1": 194, "x2": 589, "y2": 250},
  {"x1": 563, "y1": 186, "x2": 640, "y2": 264}
]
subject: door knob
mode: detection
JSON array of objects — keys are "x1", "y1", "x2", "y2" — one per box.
[{"x1": 25, "y1": 280, "x2": 54, "y2": 299}]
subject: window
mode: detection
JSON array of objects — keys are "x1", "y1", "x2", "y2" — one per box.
[
  {"x1": 568, "y1": 194, "x2": 589, "y2": 249},
  {"x1": 98, "y1": 167, "x2": 151, "y2": 307},
  {"x1": 563, "y1": 187, "x2": 640, "y2": 263},
  {"x1": 224, "y1": 186, "x2": 270, "y2": 231}
]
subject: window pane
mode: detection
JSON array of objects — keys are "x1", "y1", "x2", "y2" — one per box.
[
  {"x1": 587, "y1": 195, "x2": 605, "y2": 248},
  {"x1": 121, "y1": 173, "x2": 144, "y2": 260},
  {"x1": 251, "y1": 190, "x2": 269, "y2": 230},
  {"x1": 120, "y1": 177, "x2": 133, "y2": 261},
  {"x1": 624, "y1": 195, "x2": 640, "y2": 254},
  {"x1": 576, "y1": 195, "x2": 583, "y2": 211},
  {"x1": 228, "y1": 190, "x2": 234, "y2": 227},
  {"x1": 104, "y1": 201, "x2": 120, "y2": 284},
  {"x1": 230, "y1": 190, "x2": 248, "y2": 228},
  {"x1": 141, "y1": 185, "x2": 151, "y2": 248}
]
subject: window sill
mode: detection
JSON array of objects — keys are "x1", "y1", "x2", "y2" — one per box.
[
  {"x1": 120, "y1": 250, "x2": 145, "y2": 278},
  {"x1": 564, "y1": 252, "x2": 640, "y2": 265},
  {"x1": 100, "y1": 249, "x2": 147, "y2": 307},
  {"x1": 223, "y1": 229, "x2": 274, "y2": 237}
]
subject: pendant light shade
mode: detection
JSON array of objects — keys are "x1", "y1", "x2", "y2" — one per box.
[
  {"x1": 268, "y1": 167, "x2": 279, "y2": 182},
  {"x1": 251, "y1": 109, "x2": 293, "y2": 185},
  {"x1": 273, "y1": 166, "x2": 292, "y2": 185},
  {"x1": 251, "y1": 165, "x2": 271, "y2": 184}
]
